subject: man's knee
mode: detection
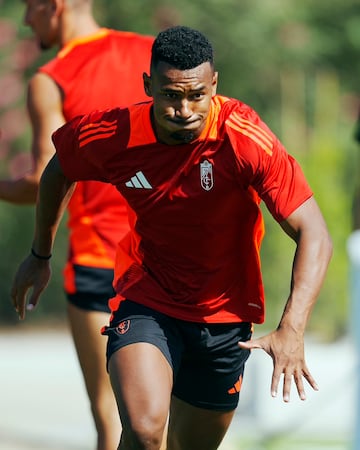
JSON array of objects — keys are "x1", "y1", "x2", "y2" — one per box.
[{"x1": 120, "y1": 414, "x2": 166, "y2": 450}]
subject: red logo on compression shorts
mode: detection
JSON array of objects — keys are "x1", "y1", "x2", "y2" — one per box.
[{"x1": 116, "y1": 320, "x2": 130, "y2": 335}]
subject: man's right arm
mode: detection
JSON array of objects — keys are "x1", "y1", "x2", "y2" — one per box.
[
  {"x1": 11, "y1": 154, "x2": 76, "y2": 319},
  {"x1": 0, "y1": 72, "x2": 65, "y2": 204}
]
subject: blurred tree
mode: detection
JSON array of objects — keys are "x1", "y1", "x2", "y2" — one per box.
[{"x1": 0, "y1": 0, "x2": 358, "y2": 339}]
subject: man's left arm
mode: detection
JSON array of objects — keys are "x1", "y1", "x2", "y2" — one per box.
[{"x1": 239, "y1": 196, "x2": 333, "y2": 402}]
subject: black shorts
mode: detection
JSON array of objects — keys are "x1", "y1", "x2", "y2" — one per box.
[
  {"x1": 66, "y1": 265, "x2": 115, "y2": 313},
  {"x1": 102, "y1": 299, "x2": 252, "y2": 411}
]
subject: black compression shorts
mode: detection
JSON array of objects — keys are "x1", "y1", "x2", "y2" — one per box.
[{"x1": 102, "y1": 299, "x2": 252, "y2": 411}]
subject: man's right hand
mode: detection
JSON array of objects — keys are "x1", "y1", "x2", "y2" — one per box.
[{"x1": 11, "y1": 254, "x2": 51, "y2": 320}]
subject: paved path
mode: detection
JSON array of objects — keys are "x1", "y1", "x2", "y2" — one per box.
[{"x1": 0, "y1": 327, "x2": 94, "y2": 450}]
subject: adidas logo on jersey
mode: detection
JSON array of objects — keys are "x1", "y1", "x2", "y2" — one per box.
[{"x1": 125, "y1": 171, "x2": 152, "y2": 189}]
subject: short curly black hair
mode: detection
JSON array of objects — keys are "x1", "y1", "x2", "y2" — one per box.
[{"x1": 151, "y1": 26, "x2": 214, "y2": 71}]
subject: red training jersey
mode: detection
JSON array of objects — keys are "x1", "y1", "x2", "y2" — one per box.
[
  {"x1": 53, "y1": 95, "x2": 313, "y2": 324},
  {"x1": 39, "y1": 28, "x2": 154, "y2": 293}
]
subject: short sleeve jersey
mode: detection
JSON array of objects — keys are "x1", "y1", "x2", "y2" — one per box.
[
  {"x1": 39, "y1": 29, "x2": 153, "y2": 293},
  {"x1": 52, "y1": 95, "x2": 312, "y2": 323}
]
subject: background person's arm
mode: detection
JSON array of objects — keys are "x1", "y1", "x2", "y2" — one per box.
[{"x1": 0, "y1": 73, "x2": 65, "y2": 203}]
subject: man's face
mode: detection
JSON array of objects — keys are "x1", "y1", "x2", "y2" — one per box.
[
  {"x1": 144, "y1": 61, "x2": 218, "y2": 145},
  {"x1": 23, "y1": 0, "x2": 59, "y2": 50}
]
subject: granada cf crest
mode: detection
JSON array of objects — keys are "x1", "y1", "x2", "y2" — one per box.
[
  {"x1": 200, "y1": 160, "x2": 214, "y2": 191},
  {"x1": 116, "y1": 320, "x2": 130, "y2": 335}
]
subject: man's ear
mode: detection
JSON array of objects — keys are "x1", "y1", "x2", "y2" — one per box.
[
  {"x1": 212, "y1": 72, "x2": 218, "y2": 96},
  {"x1": 50, "y1": 0, "x2": 65, "y2": 17},
  {"x1": 143, "y1": 72, "x2": 152, "y2": 97}
]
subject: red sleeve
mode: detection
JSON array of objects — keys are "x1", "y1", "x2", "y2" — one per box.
[
  {"x1": 227, "y1": 103, "x2": 313, "y2": 222},
  {"x1": 52, "y1": 108, "x2": 123, "y2": 182}
]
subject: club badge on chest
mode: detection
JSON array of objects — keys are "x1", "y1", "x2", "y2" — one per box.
[{"x1": 200, "y1": 159, "x2": 214, "y2": 191}]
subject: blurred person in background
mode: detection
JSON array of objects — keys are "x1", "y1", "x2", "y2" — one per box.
[
  {"x1": 352, "y1": 107, "x2": 360, "y2": 229},
  {"x1": 349, "y1": 104, "x2": 360, "y2": 450},
  {"x1": 0, "y1": 1, "x2": 154, "y2": 449},
  {"x1": 11, "y1": 26, "x2": 333, "y2": 450}
]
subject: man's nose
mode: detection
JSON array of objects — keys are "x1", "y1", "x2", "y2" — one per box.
[{"x1": 175, "y1": 100, "x2": 192, "y2": 119}]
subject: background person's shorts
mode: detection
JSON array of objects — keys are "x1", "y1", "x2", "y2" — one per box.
[
  {"x1": 66, "y1": 265, "x2": 115, "y2": 313},
  {"x1": 102, "y1": 299, "x2": 252, "y2": 411}
]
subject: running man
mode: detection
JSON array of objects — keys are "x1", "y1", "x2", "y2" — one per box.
[{"x1": 11, "y1": 26, "x2": 333, "y2": 450}]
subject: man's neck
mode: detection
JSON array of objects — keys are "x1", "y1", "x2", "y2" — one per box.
[{"x1": 60, "y1": 13, "x2": 101, "y2": 47}]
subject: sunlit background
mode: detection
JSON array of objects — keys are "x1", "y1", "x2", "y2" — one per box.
[{"x1": 0, "y1": 1, "x2": 359, "y2": 449}]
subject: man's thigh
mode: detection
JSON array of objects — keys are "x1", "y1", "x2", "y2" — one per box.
[
  {"x1": 168, "y1": 396, "x2": 235, "y2": 450},
  {"x1": 104, "y1": 301, "x2": 177, "y2": 445},
  {"x1": 168, "y1": 322, "x2": 252, "y2": 450},
  {"x1": 102, "y1": 299, "x2": 184, "y2": 372},
  {"x1": 173, "y1": 322, "x2": 252, "y2": 411}
]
